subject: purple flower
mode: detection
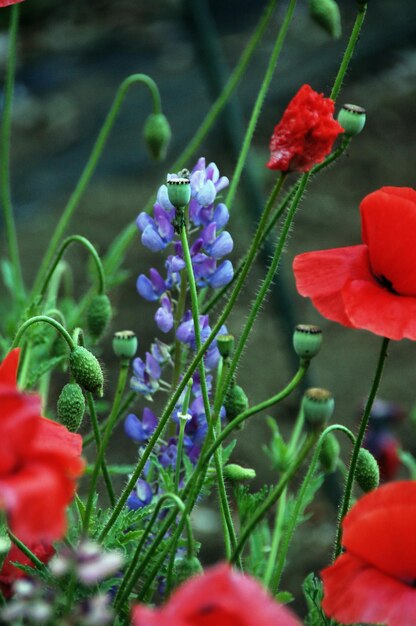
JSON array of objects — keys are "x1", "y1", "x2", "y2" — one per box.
[
  {"x1": 155, "y1": 294, "x2": 174, "y2": 333},
  {"x1": 201, "y1": 223, "x2": 233, "y2": 259},
  {"x1": 158, "y1": 439, "x2": 178, "y2": 468},
  {"x1": 151, "y1": 339, "x2": 172, "y2": 365},
  {"x1": 208, "y1": 259, "x2": 234, "y2": 288},
  {"x1": 131, "y1": 353, "x2": 161, "y2": 397},
  {"x1": 124, "y1": 408, "x2": 158, "y2": 443},
  {"x1": 176, "y1": 312, "x2": 211, "y2": 349},
  {"x1": 137, "y1": 268, "x2": 167, "y2": 302},
  {"x1": 127, "y1": 479, "x2": 153, "y2": 509},
  {"x1": 137, "y1": 205, "x2": 174, "y2": 252}
]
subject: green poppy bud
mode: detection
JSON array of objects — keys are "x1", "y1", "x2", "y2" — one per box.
[
  {"x1": 69, "y1": 346, "x2": 104, "y2": 396},
  {"x1": 87, "y1": 294, "x2": 112, "y2": 340},
  {"x1": 173, "y1": 556, "x2": 203, "y2": 587},
  {"x1": 302, "y1": 388, "x2": 334, "y2": 427},
  {"x1": 308, "y1": 0, "x2": 341, "y2": 39},
  {"x1": 319, "y1": 433, "x2": 340, "y2": 473},
  {"x1": 167, "y1": 172, "x2": 191, "y2": 209},
  {"x1": 143, "y1": 112, "x2": 171, "y2": 161},
  {"x1": 112, "y1": 330, "x2": 138, "y2": 359},
  {"x1": 217, "y1": 334, "x2": 235, "y2": 359},
  {"x1": 337, "y1": 104, "x2": 366, "y2": 137},
  {"x1": 224, "y1": 383, "x2": 249, "y2": 422},
  {"x1": 355, "y1": 448, "x2": 380, "y2": 492},
  {"x1": 223, "y1": 463, "x2": 256, "y2": 482},
  {"x1": 57, "y1": 383, "x2": 85, "y2": 432},
  {"x1": 293, "y1": 324, "x2": 322, "y2": 360}
]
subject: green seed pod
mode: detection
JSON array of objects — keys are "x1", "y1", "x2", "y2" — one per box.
[
  {"x1": 217, "y1": 334, "x2": 235, "y2": 359},
  {"x1": 167, "y1": 174, "x2": 191, "y2": 209},
  {"x1": 173, "y1": 556, "x2": 203, "y2": 587},
  {"x1": 337, "y1": 104, "x2": 366, "y2": 137},
  {"x1": 223, "y1": 463, "x2": 256, "y2": 482},
  {"x1": 308, "y1": 0, "x2": 341, "y2": 39},
  {"x1": 143, "y1": 112, "x2": 171, "y2": 161},
  {"x1": 112, "y1": 330, "x2": 138, "y2": 359},
  {"x1": 293, "y1": 324, "x2": 322, "y2": 360},
  {"x1": 355, "y1": 448, "x2": 380, "y2": 492},
  {"x1": 57, "y1": 383, "x2": 85, "y2": 432},
  {"x1": 224, "y1": 383, "x2": 249, "y2": 422},
  {"x1": 302, "y1": 388, "x2": 334, "y2": 428},
  {"x1": 87, "y1": 294, "x2": 112, "y2": 340},
  {"x1": 69, "y1": 346, "x2": 104, "y2": 396},
  {"x1": 319, "y1": 433, "x2": 340, "y2": 473}
]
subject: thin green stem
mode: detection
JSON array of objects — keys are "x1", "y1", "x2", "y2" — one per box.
[
  {"x1": 83, "y1": 390, "x2": 136, "y2": 448},
  {"x1": 8, "y1": 531, "x2": 46, "y2": 571},
  {"x1": 330, "y1": 4, "x2": 367, "y2": 101},
  {"x1": 11, "y1": 315, "x2": 75, "y2": 351},
  {"x1": 85, "y1": 392, "x2": 116, "y2": 506},
  {"x1": 225, "y1": 0, "x2": 297, "y2": 210},
  {"x1": 334, "y1": 336, "x2": 390, "y2": 559},
  {"x1": 263, "y1": 488, "x2": 287, "y2": 587},
  {"x1": 1, "y1": 4, "x2": 25, "y2": 301},
  {"x1": 30, "y1": 74, "x2": 163, "y2": 302}
]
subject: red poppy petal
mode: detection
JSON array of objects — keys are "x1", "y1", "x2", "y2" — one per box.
[
  {"x1": 342, "y1": 279, "x2": 416, "y2": 339},
  {"x1": 0, "y1": 542, "x2": 54, "y2": 593},
  {"x1": 322, "y1": 553, "x2": 416, "y2": 626},
  {"x1": 293, "y1": 245, "x2": 369, "y2": 326},
  {"x1": 0, "y1": 349, "x2": 20, "y2": 386},
  {"x1": 0, "y1": 391, "x2": 40, "y2": 474},
  {"x1": 360, "y1": 187, "x2": 416, "y2": 296},
  {"x1": 33, "y1": 418, "x2": 84, "y2": 479}
]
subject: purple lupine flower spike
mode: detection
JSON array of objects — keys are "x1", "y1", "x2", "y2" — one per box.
[
  {"x1": 155, "y1": 294, "x2": 174, "y2": 333},
  {"x1": 127, "y1": 478, "x2": 153, "y2": 509},
  {"x1": 125, "y1": 407, "x2": 158, "y2": 443},
  {"x1": 131, "y1": 353, "x2": 161, "y2": 397},
  {"x1": 137, "y1": 268, "x2": 167, "y2": 302}
]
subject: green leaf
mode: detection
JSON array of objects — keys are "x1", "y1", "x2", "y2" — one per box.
[
  {"x1": 25, "y1": 354, "x2": 67, "y2": 389},
  {"x1": 275, "y1": 590, "x2": 294, "y2": 605},
  {"x1": 303, "y1": 573, "x2": 331, "y2": 626}
]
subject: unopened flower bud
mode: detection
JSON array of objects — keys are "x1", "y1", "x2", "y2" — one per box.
[
  {"x1": 337, "y1": 104, "x2": 366, "y2": 136},
  {"x1": 87, "y1": 294, "x2": 112, "y2": 340},
  {"x1": 293, "y1": 324, "x2": 322, "y2": 360},
  {"x1": 167, "y1": 172, "x2": 191, "y2": 208},
  {"x1": 69, "y1": 346, "x2": 104, "y2": 396},
  {"x1": 319, "y1": 432, "x2": 340, "y2": 473},
  {"x1": 143, "y1": 112, "x2": 171, "y2": 161},
  {"x1": 173, "y1": 555, "x2": 203, "y2": 587},
  {"x1": 57, "y1": 383, "x2": 85, "y2": 432},
  {"x1": 308, "y1": 0, "x2": 341, "y2": 39},
  {"x1": 355, "y1": 448, "x2": 380, "y2": 492},
  {"x1": 302, "y1": 388, "x2": 334, "y2": 427},
  {"x1": 224, "y1": 383, "x2": 249, "y2": 421},
  {"x1": 112, "y1": 330, "x2": 138, "y2": 359},
  {"x1": 217, "y1": 334, "x2": 235, "y2": 359},
  {"x1": 224, "y1": 463, "x2": 256, "y2": 482}
]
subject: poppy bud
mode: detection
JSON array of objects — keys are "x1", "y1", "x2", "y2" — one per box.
[
  {"x1": 293, "y1": 324, "x2": 322, "y2": 360},
  {"x1": 69, "y1": 346, "x2": 104, "y2": 396},
  {"x1": 143, "y1": 112, "x2": 171, "y2": 161},
  {"x1": 302, "y1": 388, "x2": 334, "y2": 428},
  {"x1": 224, "y1": 382, "x2": 249, "y2": 422},
  {"x1": 57, "y1": 383, "x2": 85, "y2": 432},
  {"x1": 112, "y1": 330, "x2": 138, "y2": 359},
  {"x1": 173, "y1": 555, "x2": 204, "y2": 587},
  {"x1": 319, "y1": 432, "x2": 340, "y2": 473},
  {"x1": 167, "y1": 173, "x2": 191, "y2": 209},
  {"x1": 355, "y1": 448, "x2": 380, "y2": 492},
  {"x1": 308, "y1": 0, "x2": 341, "y2": 39},
  {"x1": 217, "y1": 334, "x2": 235, "y2": 359},
  {"x1": 87, "y1": 294, "x2": 112, "y2": 340},
  {"x1": 337, "y1": 104, "x2": 366, "y2": 137},
  {"x1": 223, "y1": 463, "x2": 256, "y2": 482}
]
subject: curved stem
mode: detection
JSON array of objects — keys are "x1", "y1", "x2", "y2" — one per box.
[
  {"x1": 85, "y1": 392, "x2": 116, "y2": 507},
  {"x1": 30, "y1": 74, "x2": 163, "y2": 301},
  {"x1": 225, "y1": 0, "x2": 297, "y2": 210},
  {"x1": 330, "y1": 4, "x2": 367, "y2": 101},
  {"x1": 11, "y1": 315, "x2": 75, "y2": 351},
  {"x1": 333, "y1": 336, "x2": 390, "y2": 559}
]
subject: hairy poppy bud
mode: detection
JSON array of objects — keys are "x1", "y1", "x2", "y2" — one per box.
[
  {"x1": 167, "y1": 173, "x2": 191, "y2": 209},
  {"x1": 224, "y1": 383, "x2": 249, "y2": 422},
  {"x1": 303, "y1": 388, "x2": 334, "y2": 427},
  {"x1": 173, "y1": 556, "x2": 204, "y2": 587},
  {"x1": 69, "y1": 346, "x2": 104, "y2": 396},
  {"x1": 143, "y1": 112, "x2": 171, "y2": 161},
  {"x1": 337, "y1": 104, "x2": 366, "y2": 137},
  {"x1": 293, "y1": 324, "x2": 322, "y2": 360},
  {"x1": 87, "y1": 294, "x2": 112, "y2": 340},
  {"x1": 355, "y1": 448, "x2": 380, "y2": 492},
  {"x1": 217, "y1": 334, "x2": 235, "y2": 359},
  {"x1": 224, "y1": 463, "x2": 256, "y2": 482},
  {"x1": 319, "y1": 432, "x2": 340, "y2": 473},
  {"x1": 308, "y1": 0, "x2": 341, "y2": 39},
  {"x1": 57, "y1": 383, "x2": 85, "y2": 432},
  {"x1": 112, "y1": 330, "x2": 138, "y2": 359}
]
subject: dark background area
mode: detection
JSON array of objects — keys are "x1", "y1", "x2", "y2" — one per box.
[{"x1": 2, "y1": 0, "x2": 416, "y2": 612}]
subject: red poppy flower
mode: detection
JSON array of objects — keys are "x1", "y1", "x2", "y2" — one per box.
[
  {"x1": 132, "y1": 563, "x2": 301, "y2": 626},
  {"x1": 0, "y1": 0, "x2": 25, "y2": 7},
  {"x1": 293, "y1": 187, "x2": 416, "y2": 340},
  {"x1": 0, "y1": 349, "x2": 84, "y2": 543},
  {"x1": 266, "y1": 84, "x2": 343, "y2": 173},
  {"x1": 0, "y1": 543, "x2": 54, "y2": 597},
  {"x1": 321, "y1": 481, "x2": 416, "y2": 626}
]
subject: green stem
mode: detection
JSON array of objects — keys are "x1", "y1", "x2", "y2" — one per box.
[
  {"x1": 85, "y1": 392, "x2": 116, "y2": 507},
  {"x1": 11, "y1": 315, "x2": 75, "y2": 350},
  {"x1": 330, "y1": 4, "x2": 367, "y2": 101},
  {"x1": 272, "y1": 425, "x2": 355, "y2": 593},
  {"x1": 83, "y1": 359, "x2": 130, "y2": 533},
  {"x1": 334, "y1": 336, "x2": 389, "y2": 559},
  {"x1": 263, "y1": 488, "x2": 287, "y2": 587},
  {"x1": 83, "y1": 390, "x2": 136, "y2": 448},
  {"x1": 30, "y1": 74, "x2": 162, "y2": 302},
  {"x1": 8, "y1": 531, "x2": 46, "y2": 571},
  {"x1": 225, "y1": 0, "x2": 297, "y2": 210},
  {"x1": 1, "y1": 4, "x2": 25, "y2": 301}
]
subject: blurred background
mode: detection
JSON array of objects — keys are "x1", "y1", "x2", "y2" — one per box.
[{"x1": 2, "y1": 0, "x2": 416, "y2": 611}]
